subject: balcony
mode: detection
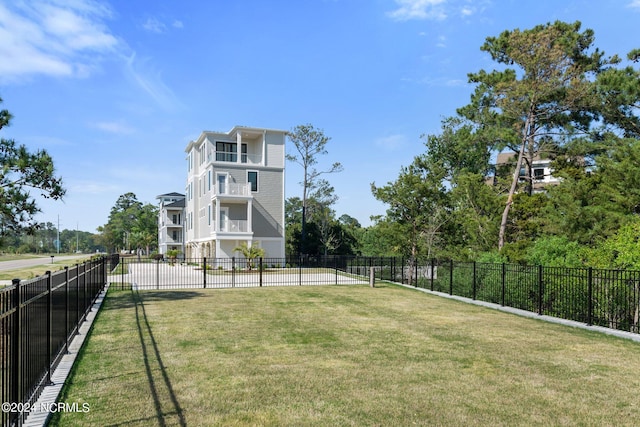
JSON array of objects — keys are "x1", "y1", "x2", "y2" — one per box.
[
  {"x1": 213, "y1": 183, "x2": 252, "y2": 199},
  {"x1": 211, "y1": 220, "x2": 250, "y2": 235},
  {"x1": 212, "y1": 151, "x2": 262, "y2": 165}
]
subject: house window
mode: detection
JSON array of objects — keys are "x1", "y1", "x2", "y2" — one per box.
[
  {"x1": 533, "y1": 168, "x2": 545, "y2": 180},
  {"x1": 215, "y1": 142, "x2": 248, "y2": 163},
  {"x1": 248, "y1": 171, "x2": 258, "y2": 192},
  {"x1": 217, "y1": 174, "x2": 227, "y2": 194}
]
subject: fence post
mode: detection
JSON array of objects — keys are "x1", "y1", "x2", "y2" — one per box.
[
  {"x1": 299, "y1": 256, "x2": 302, "y2": 286},
  {"x1": 537, "y1": 265, "x2": 544, "y2": 315},
  {"x1": 335, "y1": 257, "x2": 338, "y2": 285},
  {"x1": 82, "y1": 263, "x2": 87, "y2": 322},
  {"x1": 75, "y1": 264, "x2": 80, "y2": 333},
  {"x1": 232, "y1": 257, "x2": 236, "y2": 288},
  {"x1": 430, "y1": 259, "x2": 435, "y2": 291},
  {"x1": 501, "y1": 263, "x2": 506, "y2": 307},
  {"x1": 65, "y1": 266, "x2": 70, "y2": 354},
  {"x1": 449, "y1": 260, "x2": 453, "y2": 295},
  {"x1": 472, "y1": 261, "x2": 477, "y2": 300},
  {"x1": 259, "y1": 257, "x2": 263, "y2": 287},
  {"x1": 46, "y1": 270, "x2": 53, "y2": 385},
  {"x1": 203, "y1": 257, "x2": 207, "y2": 289},
  {"x1": 587, "y1": 267, "x2": 593, "y2": 326},
  {"x1": 156, "y1": 258, "x2": 160, "y2": 290},
  {"x1": 401, "y1": 256, "x2": 404, "y2": 284},
  {"x1": 11, "y1": 279, "x2": 21, "y2": 411}
]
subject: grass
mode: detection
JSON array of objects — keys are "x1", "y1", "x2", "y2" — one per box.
[
  {"x1": 0, "y1": 258, "x2": 92, "y2": 281},
  {"x1": 52, "y1": 283, "x2": 640, "y2": 426}
]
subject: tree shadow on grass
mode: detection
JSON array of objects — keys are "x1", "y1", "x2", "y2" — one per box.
[
  {"x1": 131, "y1": 289, "x2": 187, "y2": 427},
  {"x1": 102, "y1": 289, "x2": 202, "y2": 311}
]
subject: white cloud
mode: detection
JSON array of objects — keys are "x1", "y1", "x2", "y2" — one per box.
[
  {"x1": 375, "y1": 134, "x2": 407, "y2": 151},
  {"x1": 172, "y1": 20, "x2": 183, "y2": 29},
  {"x1": 92, "y1": 120, "x2": 135, "y2": 134},
  {"x1": 70, "y1": 180, "x2": 120, "y2": 195},
  {"x1": 460, "y1": 6, "x2": 473, "y2": 16},
  {"x1": 629, "y1": 0, "x2": 640, "y2": 8},
  {"x1": 0, "y1": 0, "x2": 119, "y2": 82},
  {"x1": 124, "y1": 52, "x2": 183, "y2": 111},
  {"x1": 143, "y1": 17, "x2": 166, "y2": 33},
  {"x1": 387, "y1": 0, "x2": 447, "y2": 21}
]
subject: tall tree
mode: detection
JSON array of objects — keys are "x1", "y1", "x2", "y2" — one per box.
[
  {"x1": 460, "y1": 21, "x2": 617, "y2": 250},
  {"x1": 371, "y1": 156, "x2": 447, "y2": 284},
  {"x1": 0, "y1": 97, "x2": 65, "y2": 239},
  {"x1": 286, "y1": 124, "x2": 343, "y2": 253},
  {"x1": 100, "y1": 193, "x2": 157, "y2": 253}
]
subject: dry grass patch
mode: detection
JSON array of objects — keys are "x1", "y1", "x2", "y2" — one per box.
[{"x1": 52, "y1": 284, "x2": 640, "y2": 426}]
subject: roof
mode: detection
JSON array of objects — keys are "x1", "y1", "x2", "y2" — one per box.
[
  {"x1": 156, "y1": 192, "x2": 185, "y2": 198},
  {"x1": 185, "y1": 125, "x2": 287, "y2": 152},
  {"x1": 165, "y1": 199, "x2": 185, "y2": 208}
]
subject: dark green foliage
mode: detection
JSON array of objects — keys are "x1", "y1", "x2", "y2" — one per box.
[{"x1": 0, "y1": 97, "x2": 65, "y2": 240}]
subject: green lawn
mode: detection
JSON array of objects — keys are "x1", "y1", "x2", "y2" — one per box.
[{"x1": 53, "y1": 283, "x2": 640, "y2": 426}]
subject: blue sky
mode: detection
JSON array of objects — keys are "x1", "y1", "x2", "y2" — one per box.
[{"x1": 1, "y1": 0, "x2": 639, "y2": 233}]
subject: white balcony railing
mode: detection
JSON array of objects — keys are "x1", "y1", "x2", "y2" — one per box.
[
  {"x1": 216, "y1": 183, "x2": 251, "y2": 197},
  {"x1": 211, "y1": 220, "x2": 249, "y2": 233}
]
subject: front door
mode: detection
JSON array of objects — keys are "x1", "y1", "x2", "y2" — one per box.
[{"x1": 219, "y1": 207, "x2": 229, "y2": 232}]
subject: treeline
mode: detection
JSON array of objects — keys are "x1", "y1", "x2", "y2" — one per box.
[
  {"x1": 0, "y1": 223, "x2": 103, "y2": 254},
  {"x1": 291, "y1": 22, "x2": 640, "y2": 270},
  {"x1": 368, "y1": 21, "x2": 640, "y2": 269}
]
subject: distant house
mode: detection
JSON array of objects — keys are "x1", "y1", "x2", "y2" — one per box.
[
  {"x1": 183, "y1": 126, "x2": 286, "y2": 259},
  {"x1": 157, "y1": 192, "x2": 185, "y2": 256},
  {"x1": 491, "y1": 152, "x2": 561, "y2": 193}
]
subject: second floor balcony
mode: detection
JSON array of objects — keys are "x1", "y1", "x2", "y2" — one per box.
[{"x1": 213, "y1": 183, "x2": 252, "y2": 199}]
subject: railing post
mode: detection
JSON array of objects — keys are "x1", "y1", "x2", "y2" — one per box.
[
  {"x1": 587, "y1": 267, "x2": 593, "y2": 326},
  {"x1": 259, "y1": 257, "x2": 263, "y2": 287},
  {"x1": 46, "y1": 270, "x2": 53, "y2": 385},
  {"x1": 11, "y1": 279, "x2": 21, "y2": 413},
  {"x1": 538, "y1": 265, "x2": 544, "y2": 315},
  {"x1": 203, "y1": 257, "x2": 207, "y2": 289}
]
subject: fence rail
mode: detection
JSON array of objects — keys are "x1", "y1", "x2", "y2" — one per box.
[{"x1": 0, "y1": 256, "x2": 109, "y2": 427}]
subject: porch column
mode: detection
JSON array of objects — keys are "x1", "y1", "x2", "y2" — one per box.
[
  {"x1": 247, "y1": 199, "x2": 253, "y2": 233},
  {"x1": 215, "y1": 201, "x2": 220, "y2": 233},
  {"x1": 236, "y1": 131, "x2": 242, "y2": 164},
  {"x1": 262, "y1": 130, "x2": 267, "y2": 166}
]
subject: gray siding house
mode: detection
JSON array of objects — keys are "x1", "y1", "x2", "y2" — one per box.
[
  {"x1": 184, "y1": 126, "x2": 286, "y2": 259},
  {"x1": 157, "y1": 192, "x2": 185, "y2": 256}
]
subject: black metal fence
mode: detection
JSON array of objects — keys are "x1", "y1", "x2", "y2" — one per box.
[
  {"x1": 108, "y1": 255, "x2": 640, "y2": 334},
  {"x1": 108, "y1": 255, "x2": 370, "y2": 290},
  {"x1": 0, "y1": 256, "x2": 109, "y2": 427},
  {"x1": 359, "y1": 257, "x2": 640, "y2": 334}
]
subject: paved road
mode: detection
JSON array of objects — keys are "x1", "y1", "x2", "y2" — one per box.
[{"x1": 0, "y1": 255, "x2": 91, "y2": 272}]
